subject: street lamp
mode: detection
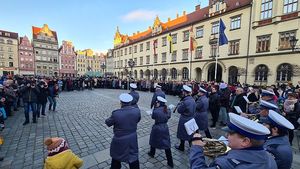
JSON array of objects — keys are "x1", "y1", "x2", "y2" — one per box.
[
  {"x1": 101, "y1": 63, "x2": 106, "y2": 77},
  {"x1": 290, "y1": 36, "x2": 298, "y2": 52},
  {"x1": 128, "y1": 59, "x2": 135, "y2": 79},
  {"x1": 128, "y1": 59, "x2": 135, "y2": 90}
]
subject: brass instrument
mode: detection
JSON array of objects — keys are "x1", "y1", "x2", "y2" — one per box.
[{"x1": 202, "y1": 138, "x2": 228, "y2": 158}]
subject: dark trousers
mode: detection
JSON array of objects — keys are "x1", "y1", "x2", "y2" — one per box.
[
  {"x1": 37, "y1": 103, "x2": 46, "y2": 117},
  {"x1": 4, "y1": 101, "x2": 12, "y2": 116},
  {"x1": 204, "y1": 129, "x2": 212, "y2": 138},
  {"x1": 149, "y1": 146, "x2": 173, "y2": 165},
  {"x1": 24, "y1": 102, "x2": 37, "y2": 122},
  {"x1": 111, "y1": 159, "x2": 139, "y2": 169},
  {"x1": 210, "y1": 108, "x2": 220, "y2": 127},
  {"x1": 288, "y1": 129, "x2": 294, "y2": 145},
  {"x1": 178, "y1": 140, "x2": 192, "y2": 150}
]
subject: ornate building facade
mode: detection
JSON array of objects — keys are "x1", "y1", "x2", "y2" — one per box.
[
  {"x1": 76, "y1": 50, "x2": 87, "y2": 76},
  {"x1": 0, "y1": 30, "x2": 19, "y2": 75},
  {"x1": 113, "y1": 0, "x2": 300, "y2": 85},
  {"x1": 59, "y1": 41, "x2": 76, "y2": 77},
  {"x1": 32, "y1": 24, "x2": 59, "y2": 76},
  {"x1": 19, "y1": 36, "x2": 34, "y2": 75}
]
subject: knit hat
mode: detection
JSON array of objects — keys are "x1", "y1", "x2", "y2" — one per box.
[{"x1": 44, "y1": 137, "x2": 69, "y2": 156}]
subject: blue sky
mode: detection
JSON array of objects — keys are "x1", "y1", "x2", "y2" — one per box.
[{"x1": 0, "y1": 0, "x2": 208, "y2": 53}]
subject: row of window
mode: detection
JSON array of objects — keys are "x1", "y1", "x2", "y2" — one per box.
[
  {"x1": 36, "y1": 34, "x2": 56, "y2": 42},
  {"x1": 0, "y1": 53, "x2": 14, "y2": 59},
  {"x1": 34, "y1": 43, "x2": 58, "y2": 50},
  {"x1": 20, "y1": 63, "x2": 33, "y2": 69},
  {"x1": 0, "y1": 62, "x2": 14, "y2": 67},
  {"x1": 20, "y1": 52, "x2": 33, "y2": 56},
  {"x1": 261, "y1": 0, "x2": 298, "y2": 20},
  {"x1": 36, "y1": 65, "x2": 58, "y2": 70},
  {"x1": 35, "y1": 56, "x2": 58, "y2": 62},
  {"x1": 117, "y1": 63, "x2": 293, "y2": 82},
  {"x1": 35, "y1": 49, "x2": 58, "y2": 55},
  {"x1": 61, "y1": 65, "x2": 75, "y2": 69},
  {"x1": 19, "y1": 46, "x2": 33, "y2": 51},
  {"x1": 20, "y1": 58, "x2": 33, "y2": 62},
  {"x1": 0, "y1": 39, "x2": 14, "y2": 44},
  {"x1": 115, "y1": 15, "x2": 242, "y2": 57},
  {"x1": 0, "y1": 46, "x2": 14, "y2": 52}
]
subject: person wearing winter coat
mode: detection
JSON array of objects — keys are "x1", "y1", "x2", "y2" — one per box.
[
  {"x1": 148, "y1": 96, "x2": 173, "y2": 168},
  {"x1": 44, "y1": 137, "x2": 83, "y2": 169}
]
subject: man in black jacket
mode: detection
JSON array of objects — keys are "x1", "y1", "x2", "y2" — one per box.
[
  {"x1": 20, "y1": 81, "x2": 39, "y2": 125},
  {"x1": 230, "y1": 87, "x2": 247, "y2": 114}
]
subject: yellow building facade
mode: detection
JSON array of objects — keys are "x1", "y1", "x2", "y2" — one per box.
[
  {"x1": 113, "y1": 0, "x2": 300, "y2": 85},
  {"x1": 76, "y1": 49, "x2": 102, "y2": 76}
]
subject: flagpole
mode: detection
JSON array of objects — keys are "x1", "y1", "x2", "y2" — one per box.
[
  {"x1": 214, "y1": 19, "x2": 220, "y2": 82},
  {"x1": 190, "y1": 50, "x2": 192, "y2": 81}
]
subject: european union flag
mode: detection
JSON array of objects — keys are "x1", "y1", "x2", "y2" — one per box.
[{"x1": 219, "y1": 18, "x2": 228, "y2": 46}]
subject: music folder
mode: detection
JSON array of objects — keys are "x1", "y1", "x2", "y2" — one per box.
[
  {"x1": 184, "y1": 118, "x2": 199, "y2": 135},
  {"x1": 243, "y1": 96, "x2": 250, "y2": 103},
  {"x1": 234, "y1": 106, "x2": 243, "y2": 114}
]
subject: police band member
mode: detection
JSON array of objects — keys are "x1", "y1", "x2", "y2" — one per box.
[
  {"x1": 249, "y1": 89, "x2": 278, "y2": 114},
  {"x1": 129, "y1": 83, "x2": 139, "y2": 108},
  {"x1": 263, "y1": 110, "x2": 294, "y2": 169},
  {"x1": 105, "y1": 93, "x2": 141, "y2": 169},
  {"x1": 190, "y1": 113, "x2": 277, "y2": 169},
  {"x1": 175, "y1": 85, "x2": 196, "y2": 151},
  {"x1": 150, "y1": 84, "x2": 166, "y2": 109},
  {"x1": 195, "y1": 87, "x2": 212, "y2": 138},
  {"x1": 258, "y1": 100, "x2": 279, "y2": 121},
  {"x1": 148, "y1": 96, "x2": 174, "y2": 168}
]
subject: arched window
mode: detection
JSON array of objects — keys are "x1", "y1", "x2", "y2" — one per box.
[
  {"x1": 255, "y1": 64, "x2": 268, "y2": 81},
  {"x1": 134, "y1": 70, "x2": 137, "y2": 79},
  {"x1": 276, "y1": 63, "x2": 292, "y2": 81},
  {"x1": 228, "y1": 66, "x2": 238, "y2": 84},
  {"x1": 171, "y1": 68, "x2": 177, "y2": 79},
  {"x1": 182, "y1": 67, "x2": 189, "y2": 80},
  {"x1": 153, "y1": 69, "x2": 158, "y2": 80},
  {"x1": 140, "y1": 70, "x2": 143, "y2": 79},
  {"x1": 161, "y1": 68, "x2": 167, "y2": 81}
]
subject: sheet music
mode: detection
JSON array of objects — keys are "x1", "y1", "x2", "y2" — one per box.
[{"x1": 184, "y1": 118, "x2": 199, "y2": 135}]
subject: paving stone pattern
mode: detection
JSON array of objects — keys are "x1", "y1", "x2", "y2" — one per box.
[{"x1": 0, "y1": 89, "x2": 300, "y2": 169}]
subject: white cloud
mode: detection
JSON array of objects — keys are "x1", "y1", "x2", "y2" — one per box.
[{"x1": 121, "y1": 9, "x2": 158, "y2": 22}]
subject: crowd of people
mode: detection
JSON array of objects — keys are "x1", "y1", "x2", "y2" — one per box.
[{"x1": 1, "y1": 74, "x2": 300, "y2": 168}]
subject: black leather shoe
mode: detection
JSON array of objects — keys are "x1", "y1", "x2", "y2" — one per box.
[
  {"x1": 167, "y1": 162, "x2": 174, "y2": 168},
  {"x1": 23, "y1": 121, "x2": 29, "y2": 125},
  {"x1": 175, "y1": 145, "x2": 184, "y2": 151},
  {"x1": 0, "y1": 157, "x2": 4, "y2": 161}
]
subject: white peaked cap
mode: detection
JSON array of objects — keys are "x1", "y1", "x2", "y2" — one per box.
[{"x1": 119, "y1": 93, "x2": 133, "y2": 103}]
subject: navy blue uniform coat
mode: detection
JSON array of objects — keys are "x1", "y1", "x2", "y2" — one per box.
[
  {"x1": 105, "y1": 105, "x2": 141, "y2": 163},
  {"x1": 176, "y1": 95, "x2": 196, "y2": 141},
  {"x1": 190, "y1": 145, "x2": 277, "y2": 169},
  {"x1": 195, "y1": 95, "x2": 209, "y2": 130},
  {"x1": 149, "y1": 106, "x2": 171, "y2": 149},
  {"x1": 264, "y1": 136, "x2": 293, "y2": 169}
]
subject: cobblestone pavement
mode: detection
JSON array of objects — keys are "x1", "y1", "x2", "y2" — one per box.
[{"x1": 0, "y1": 89, "x2": 300, "y2": 169}]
